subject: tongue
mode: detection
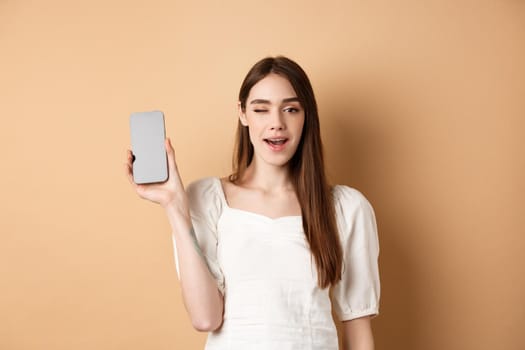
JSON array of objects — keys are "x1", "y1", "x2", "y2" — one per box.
[{"x1": 268, "y1": 140, "x2": 285, "y2": 145}]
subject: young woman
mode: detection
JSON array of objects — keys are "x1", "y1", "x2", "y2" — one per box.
[{"x1": 125, "y1": 56, "x2": 380, "y2": 350}]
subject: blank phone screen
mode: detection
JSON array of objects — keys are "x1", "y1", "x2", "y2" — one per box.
[{"x1": 129, "y1": 111, "x2": 168, "y2": 184}]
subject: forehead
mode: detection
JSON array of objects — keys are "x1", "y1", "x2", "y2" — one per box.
[{"x1": 247, "y1": 73, "x2": 297, "y2": 102}]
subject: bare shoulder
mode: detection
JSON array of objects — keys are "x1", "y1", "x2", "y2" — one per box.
[
  {"x1": 219, "y1": 176, "x2": 240, "y2": 198},
  {"x1": 219, "y1": 176, "x2": 234, "y2": 189}
]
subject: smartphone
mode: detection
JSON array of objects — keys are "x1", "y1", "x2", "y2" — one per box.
[{"x1": 129, "y1": 111, "x2": 168, "y2": 184}]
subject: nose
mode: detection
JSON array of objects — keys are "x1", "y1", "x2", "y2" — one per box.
[{"x1": 269, "y1": 110, "x2": 285, "y2": 130}]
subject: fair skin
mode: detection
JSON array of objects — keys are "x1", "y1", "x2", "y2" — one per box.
[
  {"x1": 125, "y1": 73, "x2": 374, "y2": 348},
  {"x1": 343, "y1": 316, "x2": 375, "y2": 350},
  {"x1": 222, "y1": 73, "x2": 304, "y2": 218}
]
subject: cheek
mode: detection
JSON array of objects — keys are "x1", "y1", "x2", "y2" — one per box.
[
  {"x1": 246, "y1": 117, "x2": 265, "y2": 139},
  {"x1": 294, "y1": 115, "x2": 306, "y2": 137},
  {"x1": 246, "y1": 124, "x2": 260, "y2": 146},
  {"x1": 247, "y1": 128, "x2": 257, "y2": 145}
]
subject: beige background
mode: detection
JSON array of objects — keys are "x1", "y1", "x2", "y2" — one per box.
[{"x1": 1, "y1": 0, "x2": 524, "y2": 349}]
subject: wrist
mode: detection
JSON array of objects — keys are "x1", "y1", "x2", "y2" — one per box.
[
  {"x1": 161, "y1": 191, "x2": 186, "y2": 211},
  {"x1": 163, "y1": 200, "x2": 191, "y2": 227}
]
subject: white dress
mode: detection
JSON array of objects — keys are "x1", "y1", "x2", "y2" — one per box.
[{"x1": 171, "y1": 177, "x2": 380, "y2": 350}]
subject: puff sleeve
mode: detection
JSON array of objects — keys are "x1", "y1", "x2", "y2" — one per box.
[
  {"x1": 331, "y1": 185, "x2": 380, "y2": 321},
  {"x1": 171, "y1": 177, "x2": 226, "y2": 295}
]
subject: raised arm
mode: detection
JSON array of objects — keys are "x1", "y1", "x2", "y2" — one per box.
[{"x1": 125, "y1": 138, "x2": 223, "y2": 331}]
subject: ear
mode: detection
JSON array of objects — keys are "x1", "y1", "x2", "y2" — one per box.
[{"x1": 238, "y1": 101, "x2": 248, "y2": 126}]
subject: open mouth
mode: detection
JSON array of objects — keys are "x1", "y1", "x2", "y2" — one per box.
[{"x1": 264, "y1": 138, "x2": 288, "y2": 146}]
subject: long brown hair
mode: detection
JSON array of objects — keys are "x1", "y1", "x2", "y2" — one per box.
[{"x1": 230, "y1": 56, "x2": 343, "y2": 289}]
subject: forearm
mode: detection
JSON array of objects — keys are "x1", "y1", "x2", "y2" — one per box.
[{"x1": 165, "y1": 203, "x2": 224, "y2": 331}]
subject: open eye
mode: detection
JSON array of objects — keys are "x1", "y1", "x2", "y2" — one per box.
[{"x1": 283, "y1": 106, "x2": 300, "y2": 113}]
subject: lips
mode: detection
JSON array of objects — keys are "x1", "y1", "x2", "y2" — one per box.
[
  {"x1": 264, "y1": 138, "x2": 288, "y2": 145},
  {"x1": 263, "y1": 137, "x2": 289, "y2": 151}
]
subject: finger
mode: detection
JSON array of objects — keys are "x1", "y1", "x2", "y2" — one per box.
[
  {"x1": 124, "y1": 162, "x2": 135, "y2": 186},
  {"x1": 124, "y1": 151, "x2": 137, "y2": 186},
  {"x1": 125, "y1": 150, "x2": 131, "y2": 164},
  {"x1": 165, "y1": 137, "x2": 178, "y2": 173},
  {"x1": 125, "y1": 150, "x2": 132, "y2": 170}
]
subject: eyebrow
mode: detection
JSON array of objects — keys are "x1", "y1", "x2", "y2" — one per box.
[{"x1": 249, "y1": 97, "x2": 300, "y2": 105}]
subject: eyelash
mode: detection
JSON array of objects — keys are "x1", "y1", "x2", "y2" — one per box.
[{"x1": 253, "y1": 107, "x2": 300, "y2": 113}]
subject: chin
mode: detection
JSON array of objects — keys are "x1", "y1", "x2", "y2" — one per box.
[
  {"x1": 267, "y1": 159, "x2": 292, "y2": 168},
  {"x1": 259, "y1": 153, "x2": 296, "y2": 168},
  {"x1": 252, "y1": 142, "x2": 299, "y2": 168}
]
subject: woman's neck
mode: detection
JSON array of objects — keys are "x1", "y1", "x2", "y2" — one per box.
[{"x1": 239, "y1": 161, "x2": 294, "y2": 193}]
